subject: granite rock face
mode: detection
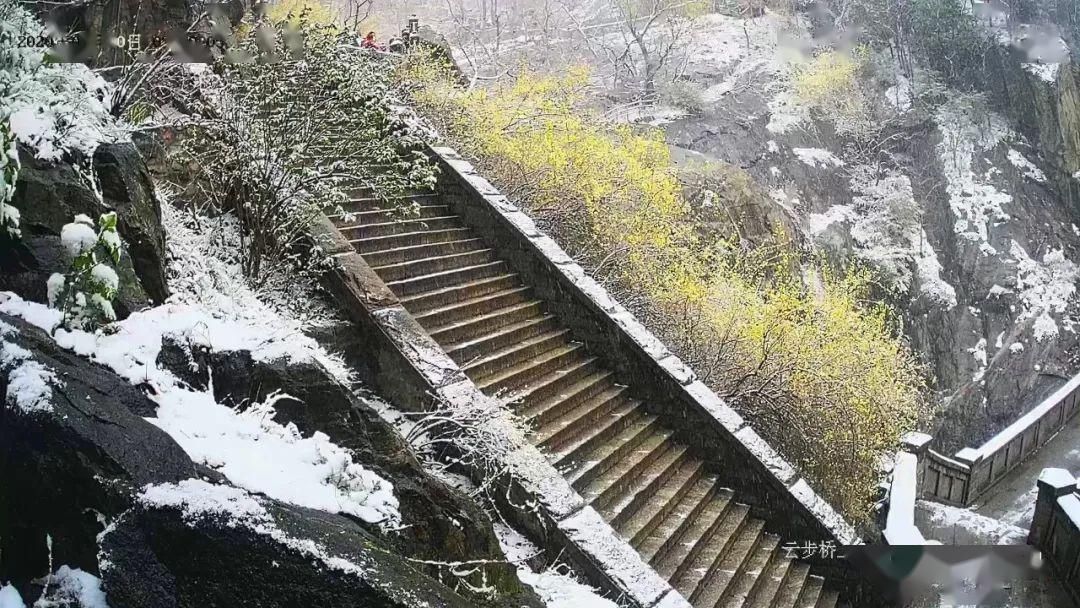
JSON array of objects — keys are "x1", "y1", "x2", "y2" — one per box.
[{"x1": 1, "y1": 142, "x2": 169, "y2": 317}]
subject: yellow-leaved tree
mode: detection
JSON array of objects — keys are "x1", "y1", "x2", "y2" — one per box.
[{"x1": 400, "y1": 52, "x2": 927, "y2": 526}]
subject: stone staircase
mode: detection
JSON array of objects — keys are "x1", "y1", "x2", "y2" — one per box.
[{"x1": 330, "y1": 186, "x2": 841, "y2": 608}]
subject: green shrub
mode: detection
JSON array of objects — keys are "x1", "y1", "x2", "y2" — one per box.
[{"x1": 47, "y1": 213, "x2": 122, "y2": 331}]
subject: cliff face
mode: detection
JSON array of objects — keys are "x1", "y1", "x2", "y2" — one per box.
[
  {"x1": 984, "y1": 43, "x2": 1080, "y2": 211},
  {"x1": 654, "y1": 10, "x2": 1080, "y2": 452}
]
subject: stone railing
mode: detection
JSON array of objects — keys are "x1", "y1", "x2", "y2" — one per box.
[
  {"x1": 917, "y1": 373, "x2": 1080, "y2": 506},
  {"x1": 427, "y1": 147, "x2": 878, "y2": 601},
  {"x1": 878, "y1": 433, "x2": 941, "y2": 545},
  {"x1": 1028, "y1": 468, "x2": 1080, "y2": 605}
]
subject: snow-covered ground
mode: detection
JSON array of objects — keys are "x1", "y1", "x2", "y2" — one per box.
[
  {"x1": 0, "y1": 565, "x2": 109, "y2": 608},
  {"x1": 0, "y1": 198, "x2": 404, "y2": 528},
  {"x1": 493, "y1": 523, "x2": 618, "y2": 608}
]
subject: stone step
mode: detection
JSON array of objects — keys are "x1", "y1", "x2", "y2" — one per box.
[
  {"x1": 428, "y1": 300, "x2": 545, "y2": 345},
  {"x1": 794, "y1": 577, "x2": 825, "y2": 608},
  {"x1": 715, "y1": 534, "x2": 780, "y2": 608},
  {"x1": 579, "y1": 429, "x2": 675, "y2": 508},
  {"x1": 683, "y1": 517, "x2": 765, "y2": 606},
  {"x1": 745, "y1": 546, "x2": 796, "y2": 608},
  {"x1": 386, "y1": 261, "x2": 509, "y2": 297},
  {"x1": 328, "y1": 204, "x2": 451, "y2": 223},
  {"x1": 563, "y1": 412, "x2": 660, "y2": 489},
  {"x1": 653, "y1": 491, "x2": 742, "y2": 582},
  {"x1": 613, "y1": 456, "x2": 705, "y2": 544},
  {"x1": 446, "y1": 315, "x2": 560, "y2": 366},
  {"x1": 522, "y1": 370, "x2": 618, "y2": 428},
  {"x1": 770, "y1": 562, "x2": 811, "y2": 608},
  {"x1": 509, "y1": 357, "x2": 603, "y2": 410},
  {"x1": 632, "y1": 473, "x2": 718, "y2": 557},
  {"x1": 475, "y1": 343, "x2": 588, "y2": 395},
  {"x1": 415, "y1": 287, "x2": 535, "y2": 330},
  {"x1": 400, "y1": 274, "x2": 522, "y2": 314},
  {"x1": 338, "y1": 215, "x2": 463, "y2": 240},
  {"x1": 532, "y1": 383, "x2": 627, "y2": 449},
  {"x1": 550, "y1": 398, "x2": 644, "y2": 473},
  {"x1": 335, "y1": 192, "x2": 442, "y2": 212},
  {"x1": 361, "y1": 238, "x2": 488, "y2": 267},
  {"x1": 372, "y1": 249, "x2": 496, "y2": 283},
  {"x1": 597, "y1": 442, "x2": 691, "y2": 521},
  {"x1": 351, "y1": 227, "x2": 474, "y2": 254},
  {"x1": 461, "y1": 328, "x2": 573, "y2": 378}
]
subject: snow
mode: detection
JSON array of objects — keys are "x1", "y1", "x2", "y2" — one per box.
[
  {"x1": 976, "y1": 374, "x2": 1080, "y2": 460},
  {"x1": 60, "y1": 222, "x2": 97, "y2": 257},
  {"x1": 160, "y1": 202, "x2": 343, "y2": 339},
  {"x1": 492, "y1": 523, "x2": 618, "y2": 608},
  {"x1": 1010, "y1": 342, "x2": 1025, "y2": 354},
  {"x1": 1010, "y1": 241, "x2": 1079, "y2": 341},
  {"x1": 134, "y1": 479, "x2": 434, "y2": 605},
  {"x1": 766, "y1": 90, "x2": 809, "y2": 134},
  {"x1": 33, "y1": 565, "x2": 110, "y2": 608},
  {"x1": 153, "y1": 387, "x2": 400, "y2": 525},
  {"x1": 0, "y1": 293, "x2": 401, "y2": 527},
  {"x1": 560, "y1": 508, "x2": 670, "y2": 604},
  {"x1": 1, "y1": 203, "x2": 20, "y2": 239},
  {"x1": 1023, "y1": 62, "x2": 1060, "y2": 83},
  {"x1": 1059, "y1": 494, "x2": 1080, "y2": 526},
  {"x1": 684, "y1": 12, "x2": 789, "y2": 106},
  {"x1": 0, "y1": 0, "x2": 120, "y2": 162},
  {"x1": 45, "y1": 274, "x2": 65, "y2": 307},
  {"x1": 913, "y1": 236, "x2": 957, "y2": 310},
  {"x1": 0, "y1": 193, "x2": 405, "y2": 524},
  {"x1": 935, "y1": 97, "x2": 1012, "y2": 247},
  {"x1": 885, "y1": 73, "x2": 913, "y2": 112},
  {"x1": 90, "y1": 264, "x2": 119, "y2": 292},
  {"x1": 0, "y1": 585, "x2": 23, "y2": 608},
  {"x1": 140, "y1": 479, "x2": 269, "y2": 528},
  {"x1": 1039, "y1": 467, "x2": 1076, "y2": 489},
  {"x1": 792, "y1": 147, "x2": 844, "y2": 168},
  {"x1": 916, "y1": 500, "x2": 1027, "y2": 545},
  {"x1": 969, "y1": 337, "x2": 988, "y2": 381},
  {"x1": 0, "y1": 338, "x2": 55, "y2": 414},
  {"x1": 1007, "y1": 149, "x2": 1047, "y2": 182},
  {"x1": 818, "y1": 167, "x2": 957, "y2": 308},
  {"x1": 808, "y1": 205, "x2": 855, "y2": 235},
  {"x1": 884, "y1": 452, "x2": 931, "y2": 545}
]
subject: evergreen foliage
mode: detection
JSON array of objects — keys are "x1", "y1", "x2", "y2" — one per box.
[{"x1": 47, "y1": 213, "x2": 122, "y2": 331}]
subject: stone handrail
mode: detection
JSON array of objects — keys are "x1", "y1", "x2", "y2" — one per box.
[
  {"x1": 1028, "y1": 468, "x2": 1080, "y2": 605},
  {"x1": 918, "y1": 373, "x2": 1080, "y2": 506},
  {"x1": 879, "y1": 433, "x2": 941, "y2": 545}
]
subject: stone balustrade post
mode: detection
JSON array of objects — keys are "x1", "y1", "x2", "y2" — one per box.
[
  {"x1": 900, "y1": 432, "x2": 933, "y2": 498},
  {"x1": 1028, "y1": 468, "x2": 1078, "y2": 548}
]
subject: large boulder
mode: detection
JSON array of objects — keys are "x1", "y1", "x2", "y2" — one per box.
[
  {"x1": 0, "y1": 311, "x2": 198, "y2": 589},
  {"x1": 155, "y1": 337, "x2": 539, "y2": 606},
  {"x1": 99, "y1": 480, "x2": 473, "y2": 608},
  {"x1": 1, "y1": 142, "x2": 169, "y2": 317}
]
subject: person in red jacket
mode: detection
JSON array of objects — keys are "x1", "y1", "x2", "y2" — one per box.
[{"x1": 361, "y1": 31, "x2": 378, "y2": 49}]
